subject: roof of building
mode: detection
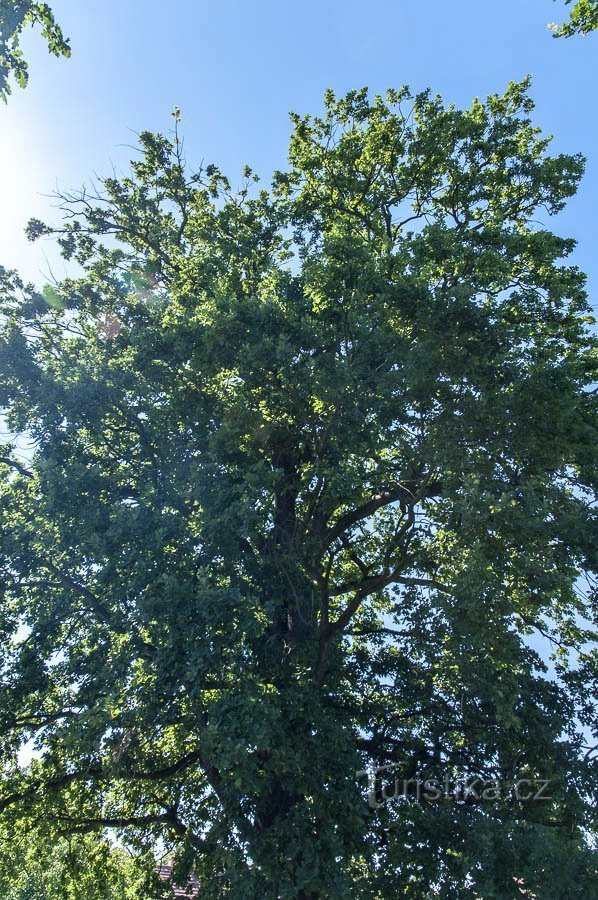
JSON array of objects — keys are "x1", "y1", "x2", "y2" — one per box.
[{"x1": 156, "y1": 862, "x2": 200, "y2": 898}]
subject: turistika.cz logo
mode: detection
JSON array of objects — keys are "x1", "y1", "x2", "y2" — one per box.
[{"x1": 356, "y1": 763, "x2": 552, "y2": 810}]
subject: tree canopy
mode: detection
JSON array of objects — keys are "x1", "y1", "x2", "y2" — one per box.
[
  {"x1": 0, "y1": 819, "x2": 158, "y2": 899},
  {"x1": 550, "y1": 0, "x2": 598, "y2": 36},
  {"x1": 0, "y1": 1, "x2": 69, "y2": 101},
  {"x1": 0, "y1": 82, "x2": 596, "y2": 897}
]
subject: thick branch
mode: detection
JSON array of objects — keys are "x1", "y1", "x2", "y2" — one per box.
[
  {"x1": 56, "y1": 808, "x2": 196, "y2": 843},
  {"x1": 0, "y1": 456, "x2": 33, "y2": 479},
  {"x1": 0, "y1": 751, "x2": 205, "y2": 814},
  {"x1": 321, "y1": 488, "x2": 412, "y2": 553}
]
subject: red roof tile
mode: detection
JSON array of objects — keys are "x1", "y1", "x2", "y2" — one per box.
[{"x1": 156, "y1": 863, "x2": 200, "y2": 898}]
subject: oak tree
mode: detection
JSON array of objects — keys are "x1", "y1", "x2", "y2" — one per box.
[
  {"x1": 0, "y1": 83, "x2": 596, "y2": 897},
  {"x1": 550, "y1": 0, "x2": 598, "y2": 36},
  {"x1": 0, "y1": 1, "x2": 69, "y2": 101}
]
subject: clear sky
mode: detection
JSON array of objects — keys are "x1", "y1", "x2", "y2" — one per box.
[{"x1": 0, "y1": 0, "x2": 596, "y2": 305}]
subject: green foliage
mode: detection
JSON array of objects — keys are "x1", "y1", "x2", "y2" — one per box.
[
  {"x1": 0, "y1": 819, "x2": 158, "y2": 898},
  {"x1": 0, "y1": 1, "x2": 70, "y2": 101},
  {"x1": 550, "y1": 0, "x2": 598, "y2": 36},
  {"x1": 0, "y1": 83, "x2": 596, "y2": 897}
]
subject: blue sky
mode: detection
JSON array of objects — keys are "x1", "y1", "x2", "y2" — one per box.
[{"x1": 0, "y1": 0, "x2": 596, "y2": 301}]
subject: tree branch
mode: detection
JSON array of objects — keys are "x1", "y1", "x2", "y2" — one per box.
[
  {"x1": 0, "y1": 456, "x2": 33, "y2": 479},
  {"x1": 321, "y1": 487, "x2": 412, "y2": 553}
]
